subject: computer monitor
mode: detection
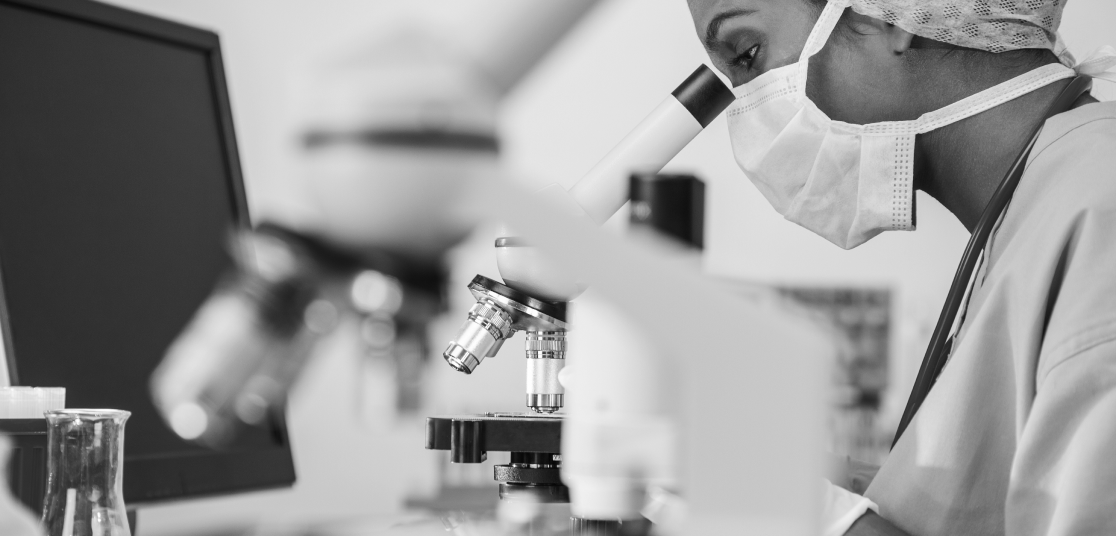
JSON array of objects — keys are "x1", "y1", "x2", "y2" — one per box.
[{"x1": 0, "y1": 0, "x2": 296, "y2": 504}]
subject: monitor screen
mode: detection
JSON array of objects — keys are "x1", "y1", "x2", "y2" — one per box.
[{"x1": 0, "y1": 0, "x2": 295, "y2": 503}]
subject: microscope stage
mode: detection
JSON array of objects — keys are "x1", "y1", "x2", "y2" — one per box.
[{"x1": 425, "y1": 413, "x2": 562, "y2": 463}]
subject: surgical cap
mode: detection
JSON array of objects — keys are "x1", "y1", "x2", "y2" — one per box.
[{"x1": 847, "y1": 0, "x2": 1065, "y2": 54}]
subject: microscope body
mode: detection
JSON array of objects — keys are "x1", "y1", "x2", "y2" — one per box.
[
  {"x1": 441, "y1": 64, "x2": 733, "y2": 415},
  {"x1": 432, "y1": 65, "x2": 733, "y2": 531}
]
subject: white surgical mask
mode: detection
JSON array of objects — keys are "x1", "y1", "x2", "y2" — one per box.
[{"x1": 726, "y1": 0, "x2": 1076, "y2": 249}]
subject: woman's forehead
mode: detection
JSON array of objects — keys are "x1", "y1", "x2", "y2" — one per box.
[
  {"x1": 688, "y1": 0, "x2": 812, "y2": 20},
  {"x1": 689, "y1": 0, "x2": 816, "y2": 49},
  {"x1": 690, "y1": 1, "x2": 812, "y2": 31}
]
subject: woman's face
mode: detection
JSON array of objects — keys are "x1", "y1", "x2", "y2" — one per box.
[{"x1": 688, "y1": 0, "x2": 915, "y2": 125}]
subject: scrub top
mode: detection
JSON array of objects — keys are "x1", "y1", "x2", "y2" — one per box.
[{"x1": 865, "y1": 100, "x2": 1116, "y2": 536}]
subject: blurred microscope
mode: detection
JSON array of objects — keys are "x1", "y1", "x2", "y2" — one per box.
[
  {"x1": 149, "y1": 0, "x2": 605, "y2": 447},
  {"x1": 152, "y1": 55, "x2": 732, "y2": 536},
  {"x1": 139, "y1": 0, "x2": 821, "y2": 533},
  {"x1": 150, "y1": 223, "x2": 447, "y2": 445},
  {"x1": 133, "y1": 0, "x2": 847, "y2": 532}
]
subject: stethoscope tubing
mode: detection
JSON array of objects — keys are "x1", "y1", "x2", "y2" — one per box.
[{"x1": 892, "y1": 75, "x2": 1094, "y2": 448}]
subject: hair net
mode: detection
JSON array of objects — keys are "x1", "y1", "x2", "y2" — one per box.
[{"x1": 846, "y1": 0, "x2": 1065, "y2": 54}]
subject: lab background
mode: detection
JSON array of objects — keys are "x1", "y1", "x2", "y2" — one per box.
[{"x1": 93, "y1": 0, "x2": 1116, "y2": 534}]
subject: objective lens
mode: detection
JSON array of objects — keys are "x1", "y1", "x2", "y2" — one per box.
[
  {"x1": 443, "y1": 299, "x2": 514, "y2": 374},
  {"x1": 525, "y1": 331, "x2": 566, "y2": 413},
  {"x1": 443, "y1": 343, "x2": 481, "y2": 374}
]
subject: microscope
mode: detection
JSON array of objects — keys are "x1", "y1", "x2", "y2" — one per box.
[
  {"x1": 426, "y1": 65, "x2": 733, "y2": 530},
  {"x1": 150, "y1": 223, "x2": 448, "y2": 446},
  {"x1": 441, "y1": 64, "x2": 732, "y2": 411},
  {"x1": 148, "y1": 0, "x2": 607, "y2": 445}
]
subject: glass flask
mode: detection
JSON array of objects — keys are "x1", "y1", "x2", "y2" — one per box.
[{"x1": 42, "y1": 410, "x2": 131, "y2": 536}]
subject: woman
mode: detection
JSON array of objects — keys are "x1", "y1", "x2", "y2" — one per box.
[{"x1": 687, "y1": 0, "x2": 1116, "y2": 534}]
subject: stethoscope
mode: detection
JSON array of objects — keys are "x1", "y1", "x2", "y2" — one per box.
[{"x1": 892, "y1": 75, "x2": 1095, "y2": 447}]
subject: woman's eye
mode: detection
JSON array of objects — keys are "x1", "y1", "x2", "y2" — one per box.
[{"x1": 730, "y1": 44, "x2": 760, "y2": 68}]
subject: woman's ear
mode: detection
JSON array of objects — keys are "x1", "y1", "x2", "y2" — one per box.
[{"x1": 844, "y1": 10, "x2": 915, "y2": 55}]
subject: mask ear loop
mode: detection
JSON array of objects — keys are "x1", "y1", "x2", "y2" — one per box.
[{"x1": 795, "y1": 0, "x2": 851, "y2": 99}]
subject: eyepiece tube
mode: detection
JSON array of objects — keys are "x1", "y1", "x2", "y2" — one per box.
[
  {"x1": 568, "y1": 64, "x2": 733, "y2": 224},
  {"x1": 671, "y1": 64, "x2": 736, "y2": 128}
]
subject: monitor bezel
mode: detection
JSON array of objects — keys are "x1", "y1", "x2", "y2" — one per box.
[{"x1": 0, "y1": 0, "x2": 296, "y2": 505}]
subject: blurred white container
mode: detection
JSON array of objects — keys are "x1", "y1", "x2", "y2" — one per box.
[{"x1": 0, "y1": 387, "x2": 65, "y2": 419}]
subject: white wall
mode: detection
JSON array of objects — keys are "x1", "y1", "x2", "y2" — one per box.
[{"x1": 96, "y1": 0, "x2": 1116, "y2": 533}]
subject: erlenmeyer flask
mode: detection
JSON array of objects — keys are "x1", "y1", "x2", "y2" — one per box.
[{"x1": 42, "y1": 410, "x2": 130, "y2": 536}]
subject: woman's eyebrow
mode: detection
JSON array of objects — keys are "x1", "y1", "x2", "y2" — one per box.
[{"x1": 704, "y1": 8, "x2": 758, "y2": 50}]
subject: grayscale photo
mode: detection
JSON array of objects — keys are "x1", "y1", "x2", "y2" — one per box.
[{"x1": 0, "y1": 1, "x2": 1113, "y2": 535}]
